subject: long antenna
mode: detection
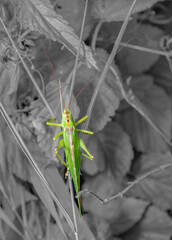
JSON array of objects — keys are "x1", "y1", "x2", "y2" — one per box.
[
  {"x1": 69, "y1": 37, "x2": 137, "y2": 108},
  {"x1": 67, "y1": 0, "x2": 88, "y2": 109},
  {"x1": 39, "y1": 38, "x2": 65, "y2": 113}
]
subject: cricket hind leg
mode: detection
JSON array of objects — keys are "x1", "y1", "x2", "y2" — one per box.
[
  {"x1": 65, "y1": 166, "x2": 70, "y2": 179},
  {"x1": 79, "y1": 138, "x2": 93, "y2": 160}
]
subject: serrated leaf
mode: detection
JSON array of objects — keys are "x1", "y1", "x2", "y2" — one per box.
[
  {"x1": 83, "y1": 134, "x2": 106, "y2": 175},
  {"x1": 128, "y1": 152, "x2": 172, "y2": 210},
  {"x1": 54, "y1": 0, "x2": 95, "y2": 40},
  {"x1": 74, "y1": 48, "x2": 122, "y2": 132},
  {"x1": 120, "y1": 75, "x2": 172, "y2": 152},
  {"x1": 103, "y1": 122, "x2": 133, "y2": 178},
  {"x1": 113, "y1": 198, "x2": 149, "y2": 235},
  {"x1": 117, "y1": 24, "x2": 164, "y2": 74},
  {"x1": 91, "y1": 0, "x2": 162, "y2": 22},
  {"x1": 151, "y1": 57, "x2": 172, "y2": 93},
  {"x1": 82, "y1": 172, "x2": 123, "y2": 221},
  {"x1": 123, "y1": 205, "x2": 172, "y2": 240},
  {"x1": 12, "y1": 0, "x2": 97, "y2": 69},
  {"x1": 84, "y1": 122, "x2": 133, "y2": 177}
]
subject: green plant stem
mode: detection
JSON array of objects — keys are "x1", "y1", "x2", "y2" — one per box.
[{"x1": 83, "y1": 0, "x2": 138, "y2": 131}]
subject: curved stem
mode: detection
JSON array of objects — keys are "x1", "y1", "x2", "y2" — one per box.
[
  {"x1": 91, "y1": 19, "x2": 103, "y2": 52},
  {"x1": 76, "y1": 163, "x2": 172, "y2": 204}
]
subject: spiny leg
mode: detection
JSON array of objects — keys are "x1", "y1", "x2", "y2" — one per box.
[{"x1": 79, "y1": 138, "x2": 93, "y2": 160}]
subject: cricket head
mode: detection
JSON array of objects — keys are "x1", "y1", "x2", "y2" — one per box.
[{"x1": 62, "y1": 109, "x2": 75, "y2": 128}]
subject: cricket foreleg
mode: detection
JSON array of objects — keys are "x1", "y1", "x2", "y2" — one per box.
[
  {"x1": 79, "y1": 138, "x2": 93, "y2": 160},
  {"x1": 75, "y1": 115, "x2": 88, "y2": 126},
  {"x1": 55, "y1": 139, "x2": 68, "y2": 167},
  {"x1": 47, "y1": 117, "x2": 62, "y2": 127}
]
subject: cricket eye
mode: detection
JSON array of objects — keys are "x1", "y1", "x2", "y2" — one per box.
[{"x1": 67, "y1": 119, "x2": 69, "y2": 123}]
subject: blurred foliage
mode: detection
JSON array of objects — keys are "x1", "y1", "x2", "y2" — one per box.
[{"x1": 1, "y1": 0, "x2": 172, "y2": 240}]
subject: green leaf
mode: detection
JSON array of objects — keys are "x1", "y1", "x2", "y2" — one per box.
[
  {"x1": 128, "y1": 152, "x2": 172, "y2": 210},
  {"x1": 85, "y1": 198, "x2": 149, "y2": 238},
  {"x1": 120, "y1": 75, "x2": 172, "y2": 152},
  {"x1": 84, "y1": 122, "x2": 133, "y2": 178},
  {"x1": 74, "y1": 48, "x2": 122, "y2": 132},
  {"x1": 44, "y1": 164, "x2": 97, "y2": 240},
  {"x1": 117, "y1": 24, "x2": 164, "y2": 74},
  {"x1": 12, "y1": 0, "x2": 97, "y2": 69},
  {"x1": 82, "y1": 172, "x2": 123, "y2": 221},
  {"x1": 53, "y1": 0, "x2": 95, "y2": 40},
  {"x1": 91, "y1": 0, "x2": 161, "y2": 22},
  {"x1": 82, "y1": 134, "x2": 106, "y2": 175},
  {"x1": 113, "y1": 198, "x2": 149, "y2": 235},
  {"x1": 123, "y1": 205, "x2": 172, "y2": 240},
  {"x1": 30, "y1": 167, "x2": 68, "y2": 240},
  {"x1": 151, "y1": 56, "x2": 172, "y2": 93}
]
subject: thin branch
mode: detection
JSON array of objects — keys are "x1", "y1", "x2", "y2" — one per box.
[
  {"x1": 120, "y1": 42, "x2": 172, "y2": 57},
  {"x1": 110, "y1": 66, "x2": 172, "y2": 147},
  {"x1": 84, "y1": 0, "x2": 138, "y2": 131},
  {"x1": 76, "y1": 163, "x2": 172, "y2": 204}
]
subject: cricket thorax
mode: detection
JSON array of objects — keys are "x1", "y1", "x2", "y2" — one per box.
[{"x1": 63, "y1": 109, "x2": 74, "y2": 128}]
